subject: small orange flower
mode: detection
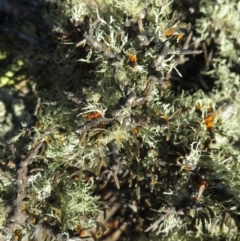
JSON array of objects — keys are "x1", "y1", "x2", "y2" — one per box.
[
  {"x1": 177, "y1": 34, "x2": 183, "y2": 41},
  {"x1": 32, "y1": 217, "x2": 37, "y2": 224},
  {"x1": 14, "y1": 229, "x2": 22, "y2": 240},
  {"x1": 133, "y1": 127, "x2": 139, "y2": 134},
  {"x1": 183, "y1": 165, "x2": 190, "y2": 171},
  {"x1": 162, "y1": 114, "x2": 168, "y2": 120},
  {"x1": 204, "y1": 112, "x2": 216, "y2": 129},
  {"x1": 83, "y1": 111, "x2": 101, "y2": 120},
  {"x1": 76, "y1": 224, "x2": 88, "y2": 238},
  {"x1": 128, "y1": 54, "x2": 138, "y2": 63},
  {"x1": 76, "y1": 224, "x2": 82, "y2": 235},
  {"x1": 165, "y1": 28, "x2": 173, "y2": 37},
  {"x1": 80, "y1": 230, "x2": 87, "y2": 238}
]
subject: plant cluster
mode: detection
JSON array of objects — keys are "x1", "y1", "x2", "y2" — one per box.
[{"x1": 0, "y1": 0, "x2": 240, "y2": 241}]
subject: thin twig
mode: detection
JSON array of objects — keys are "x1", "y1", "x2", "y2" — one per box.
[{"x1": 5, "y1": 142, "x2": 43, "y2": 241}]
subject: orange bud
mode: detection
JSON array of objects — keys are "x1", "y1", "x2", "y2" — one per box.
[{"x1": 165, "y1": 28, "x2": 173, "y2": 37}]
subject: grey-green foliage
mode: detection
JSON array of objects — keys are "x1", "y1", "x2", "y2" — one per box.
[
  {"x1": 196, "y1": 0, "x2": 240, "y2": 63},
  {"x1": 1, "y1": 0, "x2": 240, "y2": 240},
  {"x1": 28, "y1": 0, "x2": 240, "y2": 239}
]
